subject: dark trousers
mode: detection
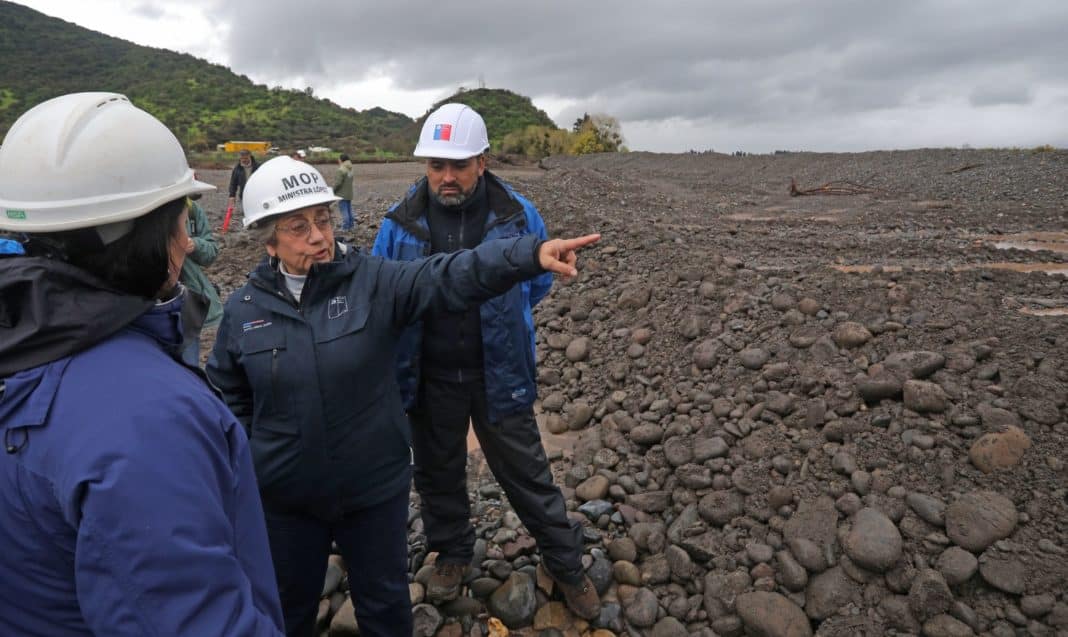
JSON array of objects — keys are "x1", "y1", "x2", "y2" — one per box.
[
  {"x1": 410, "y1": 375, "x2": 584, "y2": 583},
  {"x1": 264, "y1": 492, "x2": 411, "y2": 637}
]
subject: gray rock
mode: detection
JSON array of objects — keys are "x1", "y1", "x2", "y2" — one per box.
[
  {"x1": 694, "y1": 436, "x2": 729, "y2": 461},
  {"x1": 739, "y1": 348, "x2": 771, "y2": 370},
  {"x1": 879, "y1": 595, "x2": 921, "y2": 633},
  {"x1": 694, "y1": 339, "x2": 721, "y2": 369},
  {"x1": 945, "y1": 491, "x2": 1017, "y2": 552},
  {"x1": 805, "y1": 566, "x2": 858, "y2": 620},
  {"x1": 699, "y1": 490, "x2": 745, "y2": 527},
  {"x1": 776, "y1": 550, "x2": 808, "y2": 592},
  {"x1": 833, "y1": 322, "x2": 872, "y2": 348},
  {"x1": 626, "y1": 490, "x2": 672, "y2": 513},
  {"x1": 412, "y1": 604, "x2": 443, "y2": 637},
  {"x1": 735, "y1": 591, "x2": 813, "y2": 637},
  {"x1": 906, "y1": 493, "x2": 946, "y2": 527},
  {"x1": 922, "y1": 614, "x2": 975, "y2": 637},
  {"x1": 624, "y1": 587, "x2": 660, "y2": 627},
  {"x1": 908, "y1": 569, "x2": 953, "y2": 622},
  {"x1": 903, "y1": 380, "x2": 948, "y2": 413},
  {"x1": 884, "y1": 350, "x2": 946, "y2": 379},
  {"x1": 565, "y1": 337, "x2": 591, "y2": 362},
  {"x1": 746, "y1": 542, "x2": 774, "y2": 564},
  {"x1": 663, "y1": 436, "x2": 694, "y2": 466},
  {"x1": 842, "y1": 507, "x2": 903, "y2": 572},
  {"x1": 1020, "y1": 594, "x2": 1056, "y2": 618},
  {"x1": 487, "y1": 572, "x2": 537, "y2": 629},
  {"x1": 567, "y1": 402, "x2": 595, "y2": 430},
  {"x1": 665, "y1": 545, "x2": 694, "y2": 580},
  {"x1": 857, "y1": 372, "x2": 903, "y2": 402},
  {"x1": 578, "y1": 499, "x2": 614, "y2": 520},
  {"x1": 651, "y1": 617, "x2": 688, "y2": 637},
  {"x1": 977, "y1": 551, "x2": 1027, "y2": 594},
  {"x1": 787, "y1": 537, "x2": 828, "y2": 573},
  {"x1": 784, "y1": 496, "x2": 839, "y2": 558},
  {"x1": 617, "y1": 286, "x2": 651, "y2": 310},
  {"x1": 936, "y1": 547, "x2": 978, "y2": 586},
  {"x1": 704, "y1": 569, "x2": 752, "y2": 613},
  {"x1": 606, "y1": 537, "x2": 638, "y2": 562},
  {"x1": 630, "y1": 423, "x2": 665, "y2": 445},
  {"x1": 977, "y1": 403, "x2": 1021, "y2": 429}
]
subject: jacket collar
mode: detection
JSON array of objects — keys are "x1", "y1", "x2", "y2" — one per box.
[{"x1": 386, "y1": 170, "x2": 525, "y2": 240}]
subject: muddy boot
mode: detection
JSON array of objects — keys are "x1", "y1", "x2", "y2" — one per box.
[
  {"x1": 426, "y1": 561, "x2": 470, "y2": 603},
  {"x1": 555, "y1": 574, "x2": 601, "y2": 620}
]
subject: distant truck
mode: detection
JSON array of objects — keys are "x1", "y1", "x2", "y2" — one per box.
[{"x1": 219, "y1": 141, "x2": 272, "y2": 153}]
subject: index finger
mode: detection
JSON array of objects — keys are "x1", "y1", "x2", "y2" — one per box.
[{"x1": 557, "y1": 233, "x2": 601, "y2": 251}]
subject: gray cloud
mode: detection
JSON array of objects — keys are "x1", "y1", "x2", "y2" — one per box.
[
  {"x1": 107, "y1": 0, "x2": 1068, "y2": 150},
  {"x1": 130, "y1": 3, "x2": 164, "y2": 20}
]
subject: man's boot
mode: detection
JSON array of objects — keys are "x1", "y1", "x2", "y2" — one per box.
[
  {"x1": 426, "y1": 561, "x2": 470, "y2": 603},
  {"x1": 555, "y1": 573, "x2": 601, "y2": 620}
]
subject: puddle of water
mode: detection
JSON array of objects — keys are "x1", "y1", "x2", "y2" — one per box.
[
  {"x1": 833, "y1": 263, "x2": 1068, "y2": 276},
  {"x1": 727, "y1": 212, "x2": 840, "y2": 222},
  {"x1": 1020, "y1": 307, "x2": 1068, "y2": 317},
  {"x1": 984, "y1": 232, "x2": 1068, "y2": 255}
]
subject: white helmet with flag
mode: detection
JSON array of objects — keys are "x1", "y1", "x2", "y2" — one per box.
[{"x1": 412, "y1": 103, "x2": 489, "y2": 160}]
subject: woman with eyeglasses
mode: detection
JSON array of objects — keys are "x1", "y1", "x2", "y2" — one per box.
[{"x1": 206, "y1": 156, "x2": 598, "y2": 637}]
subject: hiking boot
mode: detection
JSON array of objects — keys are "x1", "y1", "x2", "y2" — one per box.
[
  {"x1": 556, "y1": 574, "x2": 601, "y2": 620},
  {"x1": 426, "y1": 561, "x2": 470, "y2": 603}
]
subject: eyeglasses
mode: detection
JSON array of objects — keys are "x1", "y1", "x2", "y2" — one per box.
[{"x1": 276, "y1": 215, "x2": 333, "y2": 239}]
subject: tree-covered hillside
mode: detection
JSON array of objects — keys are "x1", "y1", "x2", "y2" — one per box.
[{"x1": 0, "y1": 1, "x2": 413, "y2": 152}]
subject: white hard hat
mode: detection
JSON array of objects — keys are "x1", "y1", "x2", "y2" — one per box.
[
  {"x1": 0, "y1": 92, "x2": 214, "y2": 233},
  {"x1": 412, "y1": 103, "x2": 489, "y2": 160},
  {"x1": 242, "y1": 156, "x2": 340, "y2": 228}
]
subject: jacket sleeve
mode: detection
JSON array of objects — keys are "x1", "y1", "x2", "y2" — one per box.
[
  {"x1": 188, "y1": 202, "x2": 220, "y2": 267},
  {"x1": 227, "y1": 165, "x2": 240, "y2": 197},
  {"x1": 371, "y1": 217, "x2": 397, "y2": 258},
  {"x1": 205, "y1": 310, "x2": 254, "y2": 433},
  {"x1": 331, "y1": 167, "x2": 345, "y2": 191},
  {"x1": 523, "y1": 204, "x2": 553, "y2": 308},
  {"x1": 381, "y1": 234, "x2": 545, "y2": 331},
  {"x1": 71, "y1": 401, "x2": 283, "y2": 636}
]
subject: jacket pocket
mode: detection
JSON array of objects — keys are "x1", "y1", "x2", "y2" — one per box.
[
  {"x1": 238, "y1": 327, "x2": 296, "y2": 433},
  {"x1": 315, "y1": 301, "x2": 370, "y2": 344}
]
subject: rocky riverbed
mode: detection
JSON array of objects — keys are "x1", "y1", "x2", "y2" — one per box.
[{"x1": 194, "y1": 148, "x2": 1067, "y2": 637}]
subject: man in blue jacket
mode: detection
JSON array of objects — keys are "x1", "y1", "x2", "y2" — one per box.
[{"x1": 372, "y1": 103, "x2": 601, "y2": 619}]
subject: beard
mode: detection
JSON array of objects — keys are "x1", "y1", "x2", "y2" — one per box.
[{"x1": 432, "y1": 182, "x2": 476, "y2": 207}]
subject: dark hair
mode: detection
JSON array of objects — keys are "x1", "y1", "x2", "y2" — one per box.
[
  {"x1": 27, "y1": 198, "x2": 187, "y2": 299},
  {"x1": 339, "y1": 154, "x2": 350, "y2": 162}
]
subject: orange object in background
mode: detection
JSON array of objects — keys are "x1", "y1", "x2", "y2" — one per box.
[{"x1": 221, "y1": 204, "x2": 234, "y2": 233}]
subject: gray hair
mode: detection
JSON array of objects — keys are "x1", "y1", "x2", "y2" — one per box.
[{"x1": 248, "y1": 218, "x2": 277, "y2": 246}]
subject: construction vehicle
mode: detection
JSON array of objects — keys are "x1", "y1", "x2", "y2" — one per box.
[{"x1": 221, "y1": 141, "x2": 271, "y2": 153}]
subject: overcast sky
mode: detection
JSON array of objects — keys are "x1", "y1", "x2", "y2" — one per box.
[{"x1": 14, "y1": 0, "x2": 1068, "y2": 152}]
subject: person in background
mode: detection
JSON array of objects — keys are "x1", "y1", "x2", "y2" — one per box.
[
  {"x1": 227, "y1": 149, "x2": 259, "y2": 213},
  {"x1": 206, "y1": 155, "x2": 598, "y2": 637},
  {"x1": 177, "y1": 191, "x2": 223, "y2": 366},
  {"x1": 0, "y1": 92, "x2": 284, "y2": 636},
  {"x1": 333, "y1": 153, "x2": 355, "y2": 231},
  {"x1": 372, "y1": 103, "x2": 601, "y2": 619}
]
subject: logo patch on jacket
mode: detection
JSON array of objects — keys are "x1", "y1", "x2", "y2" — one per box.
[
  {"x1": 242, "y1": 319, "x2": 272, "y2": 332},
  {"x1": 328, "y1": 296, "x2": 349, "y2": 319}
]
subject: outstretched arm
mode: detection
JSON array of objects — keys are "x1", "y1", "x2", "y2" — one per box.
[{"x1": 383, "y1": 233, "x2": 599, "y2": 330}]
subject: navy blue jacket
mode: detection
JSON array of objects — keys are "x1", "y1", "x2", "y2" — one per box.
[
  {"x1": 0, "y1": 256, "x2": 284, "y2": 636},
  {"x1": 207, "y1": 236, "x2": 545, "y2": 517},
  {"x1": 372, "y1": 171, "x2": 552, "y2": 422}
]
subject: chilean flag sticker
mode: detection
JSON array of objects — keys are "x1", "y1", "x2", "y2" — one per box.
[{"x1": 433, "y1": 123, "x2": 452, "y2": 141}]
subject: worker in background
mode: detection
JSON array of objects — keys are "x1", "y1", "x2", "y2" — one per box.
[
  {"x1": 333, "y1": 153, "x2": 355, "y2": 231},
  {"x1": 228, "y1": 149, "x2": 259, "y2": 214},
  {"x1": 177, "y1": 191, "x2": 223, "y2": 367}
]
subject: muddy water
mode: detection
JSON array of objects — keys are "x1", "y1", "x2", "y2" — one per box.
[
  {"x1": 832, "y1": 263, "x2": 1068, "y2": 275},
  {"x1": 985, "y1": 231, "x2": 1068, "y2": 255}
]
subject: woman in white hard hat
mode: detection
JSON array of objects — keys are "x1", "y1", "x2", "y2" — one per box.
[
  {"x1": 0, "y1": 93, "x2": 284, "y2": 635},
  {"x1": 206, "y1": 155, "x2": 598, "y2": 637}
]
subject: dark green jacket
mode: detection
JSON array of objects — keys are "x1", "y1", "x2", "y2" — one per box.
[{"x1": 179, "y1": 201, "x2": 223, "y2": 328}]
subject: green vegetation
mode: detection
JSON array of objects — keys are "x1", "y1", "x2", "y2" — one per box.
[
  {"x1": 0, "y1": 1, "x2": 412, "y2": 152},
  {"x1": 0, "y1": 2, "x2": 627, "y2": 160}
]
